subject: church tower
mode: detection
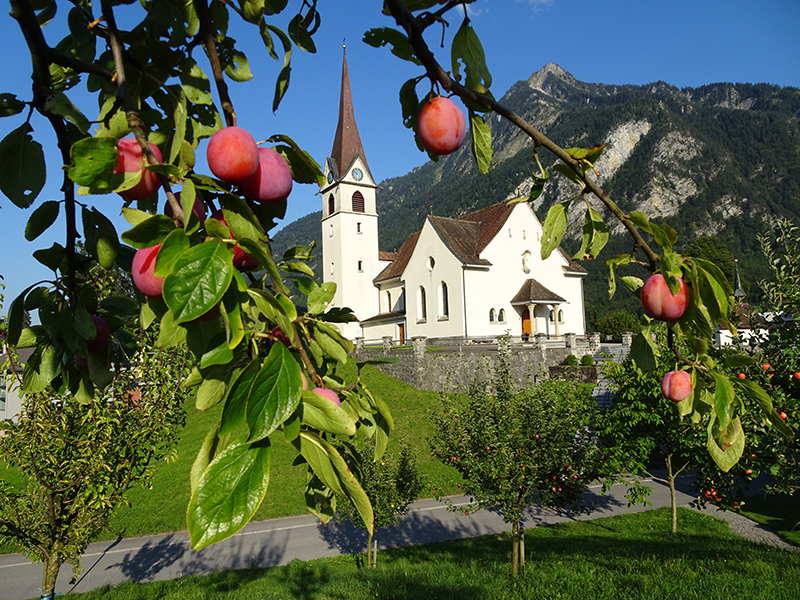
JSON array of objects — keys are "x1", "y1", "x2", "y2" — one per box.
[{"x1": 321, "y1": 48, "x2": 380, "y2": 340}]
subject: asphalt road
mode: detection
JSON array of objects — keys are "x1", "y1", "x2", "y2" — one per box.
[{"x1": 0, "y1": 477, "x2": 703, "y2": 600}]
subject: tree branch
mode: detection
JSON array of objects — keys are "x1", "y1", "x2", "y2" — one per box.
[
  {"x1": 195, "y1": 0, "x2": 236, "y2": 127},
  {"x1": 100, "y1": 0, "x2": 183, "y2": 224},
  {"x1": 383, "y1": 0, "x2": 660, "y2": 270}
]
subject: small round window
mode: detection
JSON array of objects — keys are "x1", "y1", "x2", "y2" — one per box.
[{"x1": 427, "y1": 256, "x2": 435, "y2": 271}]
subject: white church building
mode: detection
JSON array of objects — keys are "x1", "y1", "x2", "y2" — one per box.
[{"x1": 321, "y1": 52, "x2": 587, "y2": 343}]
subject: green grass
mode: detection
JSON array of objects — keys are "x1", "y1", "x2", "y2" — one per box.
[
  {"x1": 740, "y1": 492, "x2": 800, "y2": 547},
  {"x1": 1, "y1": 361, "x2": 462, "y2": 553},
  {"x1": 51, "y1": 508, "x2": 800, "y2": 600}
]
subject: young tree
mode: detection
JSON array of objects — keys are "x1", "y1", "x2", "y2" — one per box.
[
  {"x1": 598, "y1": 335, "x2": 707, "y2": 533},
  {"x1": 430, "y1": 338, "x2": 610, "y2": 576},
  {"x1": 0, "y1": 344, "x2": 187, "y2": 599},
  {"x1": 336, "y1": 438, "x2": 424, "y2": 568}
]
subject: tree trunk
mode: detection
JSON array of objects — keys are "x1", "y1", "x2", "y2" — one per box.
[
  {"x1": 666, "y1": 453, "x2": 678, "y2": 534},
  {"x1": 41, "y1": 556, "x2": 60, "y2": 600},
  {"x1": 366, "y1": 530, "x2": 374, "y2": 568},
  {"x1": 519, "y1": 521, "x2": 525, "y2": 575},
  {"x1": 511, "y1": 519, "x2": 519, "y2": 577}
]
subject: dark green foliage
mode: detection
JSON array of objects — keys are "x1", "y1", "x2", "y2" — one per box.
[
  {"x1": 562, "y1": 354, "x2": 578, "y2": 366},
  {"x1": 430, "y1": 337, "x2": 612, "y2": 574},
  {"x1": 580, "y1": 354, "x2": 594, "y2": 366},
  {"x1": 596, "y1": 310, "x2": 641, "y2": 340}
]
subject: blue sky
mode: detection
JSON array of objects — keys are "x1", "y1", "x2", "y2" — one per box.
[{"x1": 2, "y1": 0, "x2": 799, "y2": 312}]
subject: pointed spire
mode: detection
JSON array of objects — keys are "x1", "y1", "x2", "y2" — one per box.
[
  {"x1": 330, "y1": 47, "x2": 370, "y2": 179},
  {"x1": 734, "y1": 259, "x2": 746, "y2": 302}
]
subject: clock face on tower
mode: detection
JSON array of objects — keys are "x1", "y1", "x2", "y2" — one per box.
[
  {"x1": 351, "y1": 168, "x2": 363, "y2": 181},
  {"x1": 327, "y1": 172, "x2": 334, "y2": 184}
]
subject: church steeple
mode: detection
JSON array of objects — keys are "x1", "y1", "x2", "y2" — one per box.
[{"x1": 329, "y1": 47, "x2": 371, "y2": 180}]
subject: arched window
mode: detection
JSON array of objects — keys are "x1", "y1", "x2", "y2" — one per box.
[
  {"x1": 498, "y1": 309, "x2": 506, "y2": 323},
  {"x1": 327, "y1": 194, "x2": 334, "y2": 215},
  {"x1": 418, "y1": 286, "x2": 427, "y2": 321},
  {"x1": 386, "y1": 291, "x2": 392, "y2": 313},
  {"x1": 439, "y1": 281, "x2": 449, "y2": 318},
  {"x1": 489, "y1": 308, "x2": 496, "y2": 322},
  {"x1": 558, "y1": 310, "x2": 564, "y2": 324},
  {"x1": 549, "y1": 310, "x2": 555, "y2": 322},
  {"x1": 352, "y1": 190, "x2": 365, "y2": 212}
]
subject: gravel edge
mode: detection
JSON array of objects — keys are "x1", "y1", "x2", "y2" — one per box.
[{"x1": 689, "y1": 504, "x2": 800, "y2": 553}]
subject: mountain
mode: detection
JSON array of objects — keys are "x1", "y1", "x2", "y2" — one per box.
[{"x1": 272, "y1": 64, "x2": 800, "y2": 325}]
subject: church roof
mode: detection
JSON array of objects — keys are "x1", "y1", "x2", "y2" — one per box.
[
  {"x1": 374, "y1": 232, "x2": 420, "y2": 283},
  {"x1": 329, "y1": 50, "x2": 371, "y2": 179},
  {"x1": 374, "y1": 200, "x2": 583, "y2": 284},
  {"x1": 456, "y1": 201, "x2": 517, "y2": 254},
  {"x1": 428, "y1": 216, "x2": 492, "y2": 266},
  {"x1": 510, "y1": 279, "x2": 567, "y2": 305}
]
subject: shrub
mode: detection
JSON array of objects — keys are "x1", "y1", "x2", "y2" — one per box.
[
  {"x1": 580, "y1": 354, "x2": 594, "y2": 366},
  {"x1": 563, "y1": 354, "x2": 579, "y2": 366}
]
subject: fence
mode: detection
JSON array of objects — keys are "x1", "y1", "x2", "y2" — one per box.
[{"x1": 353, "y1": 332, "x2": 633, "y2": 394}]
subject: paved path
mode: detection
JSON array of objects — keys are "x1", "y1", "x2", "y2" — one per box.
[{"x1": 0, "y1": 477, "x2": 789, "y2": 600}]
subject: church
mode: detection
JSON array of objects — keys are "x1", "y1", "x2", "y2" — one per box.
[{"x1": 321, "y1": 52, "x2": 587, "y2": 343}]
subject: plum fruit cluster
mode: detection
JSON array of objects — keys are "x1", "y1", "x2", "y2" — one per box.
[{"x1": 206, "y1": 127, "x2": 292, "y2": 203}]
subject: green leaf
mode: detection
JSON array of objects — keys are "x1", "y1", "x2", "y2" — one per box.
[
  {"x1": 44, "y1": 92, "x2": 90, "y2": 132},
  {"x1": 0, "y1": 123, "x2": 45, "y2": 208},
  {"x1": 246, "y1": 342, "x2": 302, "y2": 443},
  {"x1": 121, "y1": 214, "x2": 176, "y2": 249},
  {"x1": 163, "y1": 240, "x2": 234, "y2": 323},
  {"x1": 605, "y1": 254, "x2": 635, "y2": 299},
  {"x1": 288, "y1": 11, "x2": 317, "y2": 53},
  {"x1": 22, "y1": 344, "x2": 59, "y2": 393},
  {"x1": 711, "y1": 372, "x2": 735, "y2": 430},
  {"x1": 451, "y1": 18, "x2": 492, "y2": 91},
  {"x1": 261, "y1": 24, "x2": 292, "y2": 111},
  {"x1": 67, "y1": 136, "x2": 118, "y2": 186},
  {"x1": 573, "y1": 206, "x2": 608, "y2": 261},
  {"x1": 630, "y1": 330, "x2": 658, "y2": 375},
  {"x1": 190, "y1": 420, "x2": 222, "y2": 495},
  {"x1": 154, "y1": 228, "x2": 191, "y2": 277},
  {"x1": 628, "y1": 211, "x2": 652, "y2": 233},
  {"x1": 707, "y1": 415, "x2": 744, "y2": 472},
  {"x1": 469, "y1": 111, "x2": 492, "y2": 175},
  {"x1": 0, "y1": 93, "x2": 26, "y2": 117},
  {"x1": 540, "y1": 201, "x2": 570, "y2": 260},
  {"x1": 24, "y1": 201, "x2": 60, "y2": 242},
  {"x1": 736, "y1": 378, "x2": 794, "y2": 438},
  {"x1": 307, "y1": 282, "x2": 336, "y2": 314},
  {"x1": 155, "y1": 309, "x2": 188, "y2": 349},
  {"x1": 363, "y1": 28, "x2": 420, "y2": 65},
  {"x1": 224, "y1": 49, "x2": 253, "y2": 82},
  {"x1": 295, "y1": 430, "x2": 373, "y2": 534},
  {"x1": 268, "y1": 134, "x2": 324, "y2": 185},
  {"x1": 553, "y1": 163, "x2": 583, "y2": 186},
  {"x1": 188, "y1": 437, "x2": 271, "y2": 550},
  {"x1": 313, "y1": 326, "x2": 349, "y2": 365},
  {"x1": 301, "y1": 390, "x2": 357, "y2": 436},
  {"x1": 195, "y1": 367, "x2": 229, "y2": 411},
  {"x1": 221, "y1": 359, "x2": 260, "y2": 436}
]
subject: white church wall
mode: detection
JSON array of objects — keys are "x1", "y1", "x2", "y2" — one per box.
[
  {"x1": 404, "y1": 219, "x2": 465, "y2": 339},
  {"x1": 477, "y1": 203, "x2": 586, "y2": 336}
]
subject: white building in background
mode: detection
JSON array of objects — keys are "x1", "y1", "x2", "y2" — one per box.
[{"x1": 322, "y1": 52, "x2": 588, "y2": 343}]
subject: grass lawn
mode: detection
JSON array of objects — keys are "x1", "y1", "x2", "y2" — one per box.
[
  {"x1": 1, "y1": 360, "x2": 462, "y2": 553},
  {"x1": 55, "y1": 507, "x2": 800, "y2": 600},
  {"x1": 740, "y1": 493, "x2": 800, "y2": 547}
]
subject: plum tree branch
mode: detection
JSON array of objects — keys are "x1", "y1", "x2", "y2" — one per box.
[
  {"x1": 195, "y1": 0, "x2": 236, "y2": 128},
  {"x1": 100, "y1": 0, "x2": 184, "y2": 224},
  {"x1": 383, "y1": 0, "x2": 660, "y2": 271}
]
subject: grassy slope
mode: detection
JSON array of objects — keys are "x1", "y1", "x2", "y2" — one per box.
[
  {"x1": 62, "y1": 508, "x2": 800, "y2": 600},
  {"x1": 97, "y1": 361, "x2": 461, "y2": 541}
]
